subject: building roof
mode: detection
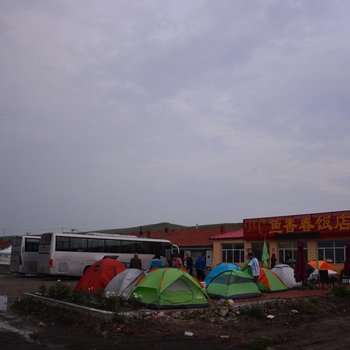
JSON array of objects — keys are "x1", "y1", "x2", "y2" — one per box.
[
  {"x1": 0, "y1": 239, "x2": 12, "y2": 250},
  {"x1": 94, "y1": 223, "x2": 243, "y2": 248},
  {"x1": 145, "y1": 226, "x2": 238, "y2": 247},
  {"x1": 210, "y1": 228, "x2": 244, "y2": 240}
]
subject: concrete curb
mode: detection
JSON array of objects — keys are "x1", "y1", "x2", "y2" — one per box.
[
  {"x1": 22, "y1": 292, "x2": 116, "y2": 321},
  {"x1": 21, "y1": 292, "x2": 162, "y2": 321}
]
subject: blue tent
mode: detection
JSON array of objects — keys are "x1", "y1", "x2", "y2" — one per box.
[{"x1": 205, "y1": 263, "x2": 240, "y2": 286}]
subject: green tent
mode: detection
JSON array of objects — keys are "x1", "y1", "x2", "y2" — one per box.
[
  {"x1": 131, "y1": 268, "x2": 209, "y2": 309},
  {"x1": 206, "y1": 269, "x2": 261, "y2": 299}
]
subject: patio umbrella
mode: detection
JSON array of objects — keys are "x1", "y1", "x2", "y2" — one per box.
[
  {"x1": 294, "y1": 240, "x2": 308, "y2": 283},
  {"x1": 308, "y1": 260, "x2": 336, "y2": 271},
  {"x1": 344, "y1": 244, "x2": 350, "y2": 276}
]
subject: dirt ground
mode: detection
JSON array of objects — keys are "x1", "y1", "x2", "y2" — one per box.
[{"x1": 1, "y1": 265, "x2": 350, "y2": 350}]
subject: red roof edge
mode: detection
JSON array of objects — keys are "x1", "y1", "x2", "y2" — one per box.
[{"x1": 210, "y1": 228, "x2": 244, "y2": 240}]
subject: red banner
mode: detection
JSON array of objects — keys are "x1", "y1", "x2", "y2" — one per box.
[{"x1": 243, "y1": 210, "x2": 350, "y2": 240}]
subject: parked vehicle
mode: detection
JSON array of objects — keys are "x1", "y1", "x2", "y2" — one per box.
[{"x1": 37, "y1": 232, "x2": 179, "y2": 276}]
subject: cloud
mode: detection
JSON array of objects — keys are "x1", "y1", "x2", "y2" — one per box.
[{"x1": 0, "y1": 0, "x2": 350, "y2": 233}]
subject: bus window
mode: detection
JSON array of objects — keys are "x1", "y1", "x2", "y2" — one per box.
[
  {"x1": 105, "y1": 239, "x2": 121, "y2": 253},
  {"x1": 87, "y1": 238, "x2": 105, "y2": 252},
  {"x1": 40, "y1": 233, "x2": 53, "y2": 246},
  {"x1": 70, "y1": 237, "x2": 87, "y2": 252},
  {"x1": 137, "y1": 241, "x2": 150, "y2": 254},
  {"x1": 56, "y1": 236, "x2": 70, "y2": 251},
  {"x1": 121, "y1": 240, "x2": 136, "y2": 253},
  {"x1": 25, "y1": 238, "x2": 40, "y2": 252}
]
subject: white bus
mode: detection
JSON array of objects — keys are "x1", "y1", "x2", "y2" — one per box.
[
  {"x1": 10, "y1": 235, "x2": 41, "y2": 274},
  {"x1": 37, "y1": 232, "x2": 179, "y2": 276}
]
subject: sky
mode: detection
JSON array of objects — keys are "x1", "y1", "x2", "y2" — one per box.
[{"x1": 1, "y1": 0, "x2": 350, "y2": 235}]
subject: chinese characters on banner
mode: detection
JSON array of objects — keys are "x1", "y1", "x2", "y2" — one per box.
[{"x1": 243, "y1": 211, "x2": 350, "y2": 239}]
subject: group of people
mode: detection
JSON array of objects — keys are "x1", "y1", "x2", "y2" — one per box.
[
  {"x1": 129, "y1": 252, "x2": 208, "y2": 281},
  {"x1": 130, "y1": 251, "x2": 265, "y2": 284}
]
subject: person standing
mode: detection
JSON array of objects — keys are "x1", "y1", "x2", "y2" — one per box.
[
  {"x1": 185, "y1": 253, "x2": 193, "y2": 275},
  {"x1": 149, "y1": 253, "x2": 164, "y2": 270},
  {"x1": 243, "y1": 252, "x2": 260, "y2": 284},
  {"x1": 270, "y1": 253, "x2": 277, "y2": 269},
  {"x1": 195, "y1": 252, "x2": 206, "y2": 281},
  {"x1": 129, "y1": 252, "x2": 142, "y2": 269},
  {"x1": 171, "y1": 254, "x2": 183, "y2": 268}
]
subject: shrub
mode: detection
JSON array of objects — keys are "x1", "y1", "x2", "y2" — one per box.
[
  {"x1": 37, "y1": 282, "x2": 128, "y2": 312},
  {"x1": 38, "y1": 284, "x2": 48, "y2": 296},
  {"x1": 332, "y1": 285, "x2": 350, "y2": 298},
  {"x1": 48, "y1": 282, "x2": 72, "y2": 300},
  {"x1": 128, "y1": 293, "x2": 143, "y2": 310},
  {"x1": 240, "y1": 304, "x2": 265, "y2": 319}
]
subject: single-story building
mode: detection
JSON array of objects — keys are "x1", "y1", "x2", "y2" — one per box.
[{"x1": 210, "y1": 210, "x2": 350, "y2": 273}]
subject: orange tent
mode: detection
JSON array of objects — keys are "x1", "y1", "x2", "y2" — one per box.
[
  {"x1": 308, "y1": 260, "x2": 335, "y2": 271},
  {"x1": 75, "y1": 258, "x2": 126, "y2": 293},
  {"x1": 258, "y1": 268, "x2": 288, "y2": 292}
]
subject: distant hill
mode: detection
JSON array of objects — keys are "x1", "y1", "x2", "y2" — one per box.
[
  {"x1": 89, "y1": 222, "x2": 242, "y2": 235},
  {"x1": 91, "y1": 222, "x2": 187, "y2": 235}
]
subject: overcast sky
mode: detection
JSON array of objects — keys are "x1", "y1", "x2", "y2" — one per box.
[{"x1": 1, "y1": 0, "x2": 350, "y2": 235}]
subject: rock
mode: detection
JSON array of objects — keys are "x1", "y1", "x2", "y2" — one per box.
[
  {"x1": 218, "y1": 308, "x2": 229, "y2": 317},
  {"x1": 172, "y1": 311, "x2": 182, "y2": 319},
  {"x1": 184, "y1": 331, "x2": 194, "y2": 336}
]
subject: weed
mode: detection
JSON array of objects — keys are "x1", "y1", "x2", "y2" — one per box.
[
  {"x1": 128, "y1": 294, "x2": 143, "y2": 310},
  {"x1": 101, "y1": 295, "x2": 122, "y2": 312},
  {"x1": 289, "y1": 299, "x2": 320, "y2": 316},
  {"x1": 332, "y1": 285, "x2": 350, "y2": 298},
  {"x1": 48, "y1": 282, "x2": 72, "y2": 300},
  {"x1": 11, "y1": 298, "x2": 36, "y2": 314},
  {"x1": 35, "y1": 281, "x2": 128, "y2": 312},
  {"x1": 38, "y1": 284, "x2": 48, "y2": 296},
  {"x1": 240, "y1": 304, "x2": 265, "y2": 319},
  {"x1": 246, "y1": 336, "x2": 277, "y2": 350},
  {"x1": 112, "y1": 312, "x2": 127, "y2": 323}
]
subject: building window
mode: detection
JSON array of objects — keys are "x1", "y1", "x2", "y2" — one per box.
[
  {"x1": 318, "y1": 240, "x2": 350, "y2": 263},
  {"x1": 278, "y1": 241, "x2": 308, "y2": 265},
  {"x1": 251, "y1": 242, "x2": 264, "y2": 261},
  {"x1": 222, "y1": 243, "x2": 245, "y2": 263}
]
